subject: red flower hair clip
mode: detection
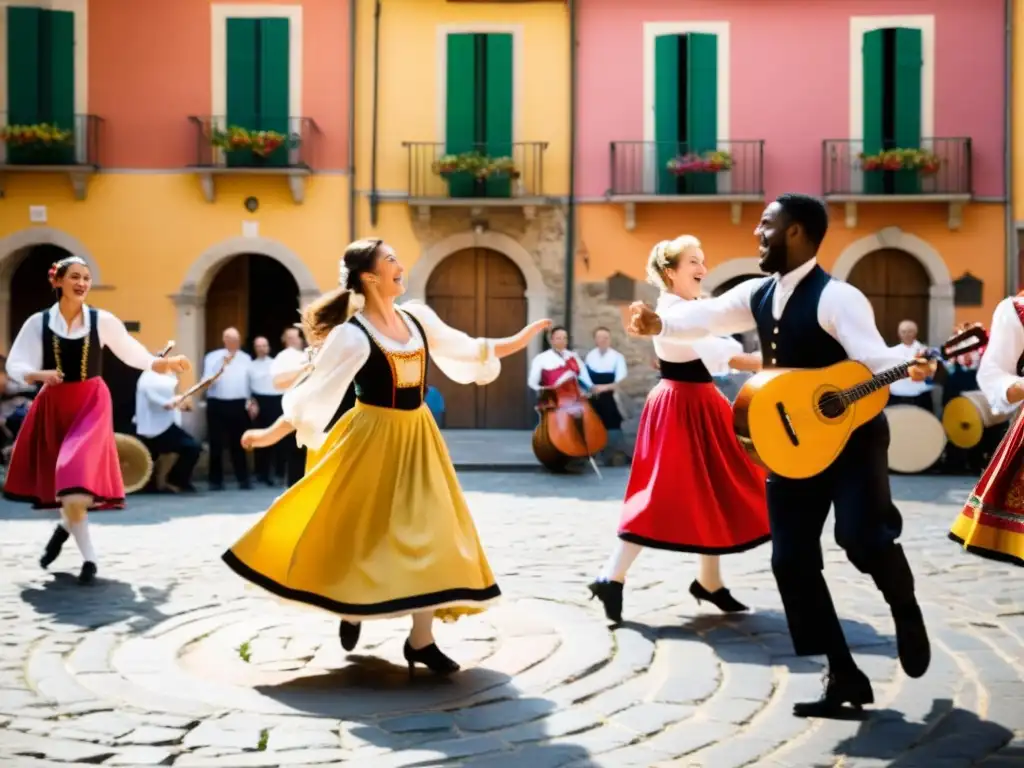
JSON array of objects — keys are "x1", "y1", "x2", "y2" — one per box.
[{"x1": 47, "y1": 263, "x2": 59, "y2": 288}]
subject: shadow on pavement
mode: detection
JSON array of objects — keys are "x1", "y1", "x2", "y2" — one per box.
[{"x1": 19, "y1": 571, "x2": 174, "y2": 631}]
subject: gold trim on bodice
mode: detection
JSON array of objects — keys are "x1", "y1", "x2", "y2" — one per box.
[{"x1": 360, "y1": 312, "x2": 426, "y2": 408}]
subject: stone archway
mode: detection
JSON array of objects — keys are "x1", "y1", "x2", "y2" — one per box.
[
  {"x1": 0, "y1": 227, "x2": 102, "y2": 347},
  {"x1": 405, "y1": 230, "x2": 550, "y2": 361},
  {"x1": 831, "y1": 227, "x2": 954, "y2": 347},
  {"x1": 702, "y1": 257, "x2": 763, "y2": 295}
]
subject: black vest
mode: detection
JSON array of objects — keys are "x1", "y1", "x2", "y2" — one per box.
[
  {"x1": 348, "y1": 310, "x2": 430, "y2": 411},
  {"x1": 41, "y1": 308, "x2": 102, "y2": 382},
  {"x1": 750, "y1": 265, "x2": 848, "y2": 370}
]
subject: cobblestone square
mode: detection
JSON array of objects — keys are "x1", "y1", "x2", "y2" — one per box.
[{"x1": 0, "y1": 471, "x2": 1021, "y2": 767}]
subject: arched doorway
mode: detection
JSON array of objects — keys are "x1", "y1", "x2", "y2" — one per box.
[
  {"x1": 204, "y1": 254, "x2": 300, "y2": 354},
  {"x1": 711, "y1": 273, "x2": 761, "y2": 297},
  {"x1": 426, "y1": 248, "x2": 528, "y2": 429},
  {"x1": 846, "y1": 249, "x2": 930, "y2": 346}
]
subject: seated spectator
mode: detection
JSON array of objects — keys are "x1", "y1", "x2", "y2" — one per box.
[{"x1": 134, "y1": 361, "x2": 202, "y2": 493}]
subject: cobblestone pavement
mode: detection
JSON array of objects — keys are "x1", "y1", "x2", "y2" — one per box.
[{"x1": 0, "y1": 471, "x2": 1022, "y2": 767}]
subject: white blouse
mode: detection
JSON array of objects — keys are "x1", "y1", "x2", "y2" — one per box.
[
  {"x1": 270, "y1": 346, "x2": 311, "y2": 391},
  {"x1": 977, "y1": 296, "x2": 1024, "y2": 415},
  {"x1": 6, "y1": 303, "x2": 158, "y2": 387},
  {"x1": 654, "y1": 293, "x2": 744, "y2": 372},
  {"x1": 283, "y1": 302, "x2": 501, "y2": 449}
]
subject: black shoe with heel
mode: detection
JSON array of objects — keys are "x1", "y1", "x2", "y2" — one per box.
[
  {"x1": 78, "y1": 561, "x2": 97, "y2": 585},
  {"x1": 793, "y1": 667, "x2": 874, "y2": 718},
  {"x1": 40, "y1": 525, "x2": 70, "y2": 569},
  {"x1": 403, "y1": 640, "x2": 460, "y2": 677},
  {"x1": 689, "y1": 580, "x2": 748, "y2": 613},
  {"x1": 587, "y1": 579, "x2": 624, "y2": 624},
  {"x1": 338, "y1": 620, "x2": 361, "y2": 652}
]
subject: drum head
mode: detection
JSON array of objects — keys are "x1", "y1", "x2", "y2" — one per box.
[
  {"x1": 885, "y1": 405, "x2": 946, "y2": 474},
  {"x1": 942, "y1": 395, "x2": 985, "y2": 449}
]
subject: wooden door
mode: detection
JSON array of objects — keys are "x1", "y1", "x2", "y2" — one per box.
[
  {"x1": 205, "y1": 256, "x2": 249, "y2": 353},
  {"x1": 8, "y1": 245, "x2": 67, "y2": 348},
  {"x1": 846, "y1": 248, "x2": 930, "y2": 345},
  {"x1": 426, "y1": 248, "x2": 528, "y2": 428}
]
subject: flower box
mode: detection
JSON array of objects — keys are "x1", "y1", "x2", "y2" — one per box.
[
  {"x1": 667, "y1": 150, "x2": 733, "y2": 175},
  {"x1": 432, "y1": 152, "x2": 520, "y2": 180},
  {"x1": 0, "y1": 123, "x2": 74, "y2": 147},
  {"x1": 210, "y1": 126, "x2": 293, "y2": 158},
  {"x1": 859, "y1": 148, "x2": 941, "y2": 175}
]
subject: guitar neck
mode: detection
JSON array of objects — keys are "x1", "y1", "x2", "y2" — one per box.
[{"x1": 841, "y1": 362, "x2": 914, "y2": 405}]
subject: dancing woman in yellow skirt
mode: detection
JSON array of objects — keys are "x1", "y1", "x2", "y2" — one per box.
[{"x1": 225, "y1": 238, "x2": 551, "y2": 675}]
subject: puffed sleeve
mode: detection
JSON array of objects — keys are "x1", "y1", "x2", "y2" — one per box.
[
  {"x1": 96, "y1": 310, "x2": 158, "y2": 372},
  {"x1": 977, "y1": 297, "x2": 1024, "y2": 415},
  {"x1": 6, "y1": 312, "x2": 45, "y2": 387},
  {"x1": 401, "y1": 301, "x2": 501, "y2": 386},
  {"x1": 282, "y1": 323, "x2": 370, "y2": 450}
]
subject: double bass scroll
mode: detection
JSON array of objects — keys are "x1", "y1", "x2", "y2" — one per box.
[{"x1": 531, "y1": 378, "x2": 609, "y2": 475}]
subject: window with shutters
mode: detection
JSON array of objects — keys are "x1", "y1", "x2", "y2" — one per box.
[
  {"x1": 653, "y1": 33, "x2": 718, "y2": 196},
  {"x1": 444, "y1": 33, "x2": 513, "y2": 198},
  {"x1": 5, "y1": 6, "x2": 75, "y2": 165}
]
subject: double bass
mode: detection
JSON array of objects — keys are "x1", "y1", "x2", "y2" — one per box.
[{"x1": 531, "y1": 362, "x2": 608, "y2": 475}]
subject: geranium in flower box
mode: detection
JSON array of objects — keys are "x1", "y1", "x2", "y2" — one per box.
[
  {"x1": 859, "y1": 148, "x2": 941, "y2": 176},
  {"x1": 667, "y1": 150, "x2": 733, "y2": 175},
  {"x1": 210, "y1": 126, "x2": 291, "y2": 158},
  {"x1": 0, "y1": 123, "x2": 74, "y2": 147}
]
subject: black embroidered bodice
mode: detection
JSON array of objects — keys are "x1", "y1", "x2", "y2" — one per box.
[
  {"x1": 347, "y1": 310, "x2": 430, "y2": 411},
  {"x1": 657, "y1": 358, "x2": 713, "y2": 383},
  {"x1": 41, "y1": 308, "x2": 102, "y2": 382}
]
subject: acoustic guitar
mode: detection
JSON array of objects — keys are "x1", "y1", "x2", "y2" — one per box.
[{"x1": 732, "y1": 325, "x2": 988, "y2": 479}]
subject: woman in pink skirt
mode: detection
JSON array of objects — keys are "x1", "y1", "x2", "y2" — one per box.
[{"x1": 4, "y1": 255, "x2": 190, "y2": 583}]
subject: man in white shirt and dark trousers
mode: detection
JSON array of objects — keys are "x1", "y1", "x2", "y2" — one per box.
[
  {"x1": 202, "y1": 327, "x2": 254, "y2": 490},
  {"x1": 135, "y1": 361, "x2": 201, "y2": 492},
  {"x1": 584, "y1": 327, "x2": 629, "y2": 464},
  {"x1": 629, "y1": 194, "x2": 935, "y2": 719},
  {"x1": 887, "y1": 320, "x2": 935, "y2": 412},
  {"x1": 249, "y1": 336, "x2": 284, "y2": 486}
]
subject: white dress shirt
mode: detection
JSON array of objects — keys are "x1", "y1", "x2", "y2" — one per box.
[
  {"x1": 888, "y1": 341, "x2": 932, "y2": 397},
  {"x1": 977, "y1": 296, "x2": 1024, "y2": 415},
  {"x1": 656, "y1": 259, "x2": 903, "y2": 374},
  {"x1": 270, "y1": 347, "x2": 310, "y2": 391},
  {"x1": 6, "y1": 303, "x2": 158, "y2": 387},
  {"x1": 249, "y1": 356, "x2": 277, "y2": 396},
  {"x1": 202, "y1": 349, "x2": 253, "y2": 400},
  {"x1": 527, "y1": 348, "x2": 594, "y2": 391},
  {"x1": 653, "y1": 293, "x2": 743, "y2": 374},
  {"x1": 584, "y1": 348, "x2": 628, "y2": 382},
  {"x1": 135, "y1": 369, "x2": 182, "y2": 437}
]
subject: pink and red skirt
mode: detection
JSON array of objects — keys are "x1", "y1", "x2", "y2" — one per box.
[
  {"x1": 3, "y1": 378, "x2": 124, "y2": 510},
  {"x1": 619, "y1": 380, "x2": 770, "y2": 554}
]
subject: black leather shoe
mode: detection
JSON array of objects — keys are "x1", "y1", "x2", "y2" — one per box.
[
  {"x1": 338, "y1": 620, "x2": 361, "y2": 651},
  {"x1": 892, "y1": 602, "x2": 930, "y2": 678},
  {"x1": 689, "y1": 580, "x2": 749, "y2": 613},
  {"x1": 40, "y1": 525, "x2": 70, "y2": 569},
  {"x1": 587, "y1": 579, "x2": 624, "y2": 623},
  {"x1": 793, "y1": 667, "x2": 874, "y2": 718},
  {"x1": 78, "y1": 561, "x2": 97, "y2": 585},
  {"x1": 403, "y1": 640, "x2": 460, "y2": 677}
]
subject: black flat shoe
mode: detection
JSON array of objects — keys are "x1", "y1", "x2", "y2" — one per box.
[
  {"x1": 689, "y1": 580, "x2": 748, "y2": 613},
  {"x1": 892, "y1": 601, "x2": 930, "y2": 679},
  {"x1": 793, "y1": 667, "x2": 874, "y2": 718},
  {"x1": 403, "y1": 640, "x2": 460, "y2": 677},
  {"x1": 587, "y1": 579, "x2": 624, "y2": 624},
  {"x1": 40, "y1": 525, "x2": 70, "y2": 569},
  {"x1": 338, "y1": 620, "x2": 361, "y2": 652},
  {"x1": 78, "y1": 561, "x2": 97, "y2": 585}
]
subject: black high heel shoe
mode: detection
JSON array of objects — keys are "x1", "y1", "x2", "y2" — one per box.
[
  {"x1": 78, "y1": 561, "x2": 97, "y2": 585},
  {"x1": 339, "y1": 620, "x2": 361, "y2": 651},
  {"x1": 587, "y1": 579, "x2": 624, "y2": 624},
  {"x1": 40, "y1": 525, "x2": 70, "y2": 569},
  {"x1": 689, "y1": 580, "x2": 748, "y2": 613},
  {"x1": 403, "y1": 640, "x2": 460, "y2": 677}
]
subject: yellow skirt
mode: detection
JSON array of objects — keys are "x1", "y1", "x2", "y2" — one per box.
[{"x1": 223, "y1": 402, "x2": 500, "y2": 621}]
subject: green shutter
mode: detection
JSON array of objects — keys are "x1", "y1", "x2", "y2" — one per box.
[
  {"x1": 653, "y1": 35, "x2": 680, "y2": 195},
  {"x1": 41, "y1": 10, "x2": 75, "y2": 164},
  {"x1": 893, "y1": 27, "x2": 923, "y2": 194},
  {"x1": 226, "y1": 18, "x2": 258, "y2": 166},
  {"x1": 445, "y1": 33, "x2": 477, "y2": 198},
  {"x1": 6, "y1": 6, "x2": 42, "y2": 165},
  {"x1": 684, "y1": 32, "x2": 718, "y2": 195},
  {"x1": 258, "y1": 18, "x2": 290, "y2": 167},
  {"x1": 483, "y1": 33, "x2": 513, "y2": 198},
  {"x1": 862, "y1": 29, "x2": 885, "y2": 194}
]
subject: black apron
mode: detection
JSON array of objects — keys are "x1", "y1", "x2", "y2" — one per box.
[{"x1": 586, "y1": 367, "x2": 622, "y2": 430}]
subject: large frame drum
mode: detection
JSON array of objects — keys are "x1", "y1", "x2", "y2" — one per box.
[
  {"x1": 885, "y1": 405, "x2": 946, "y2": 474},
  {"x1": 942, "y1": 391, "x2": 1012, "y2": 450},
  {"x1": 114, "y1": 433, "x2": 154, "y2": 494}
]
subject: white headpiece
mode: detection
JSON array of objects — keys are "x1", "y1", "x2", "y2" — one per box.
[{"x1": 338, "y1": 260, "x2": 349, "y2": 288}]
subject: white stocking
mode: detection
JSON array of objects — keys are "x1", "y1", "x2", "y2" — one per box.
[
  {"x1": 409, "y1": 610, "x2": 434, "y2": 650},
  {"x1": 60, "y1": 498, "x2": 96, "y2": 563},
  {"x1": 601, "y1": 539, "x2": 642, "y2": 583}
]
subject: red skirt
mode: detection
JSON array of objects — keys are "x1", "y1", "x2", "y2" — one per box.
[
  {"x1": 618, "y1": 379, "x2": 770, "y2": 554},
  {"x1": 3, "y1": 378, "x2": 125, "y2": 510},
  {"x1": 949, "y1": 410, "x2": 1024, "y2": 566}
]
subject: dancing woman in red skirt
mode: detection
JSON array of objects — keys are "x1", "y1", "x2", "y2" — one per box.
[
  {"x1": 949, "y1": 294, "x2": 1024, "y2": 566},
  {"x1": 589, "y1": 236, "x2": 770, "y2": 623},
  {"x1": 4, "y1": 256, "x2": 190, "y2": 583}
]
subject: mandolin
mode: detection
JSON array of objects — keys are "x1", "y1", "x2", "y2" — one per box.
[{"x1": 732, "y1": 325, "x2": 988, "y2": 479}]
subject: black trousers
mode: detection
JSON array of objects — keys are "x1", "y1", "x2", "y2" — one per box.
[
  {"x1": 767, "y1": 413, "x2": 916, "y2": 657},
  {"x1": 206, "y1": 398, "x2": 250, "y2": 486},
  {"x1": 285, "y1": 437, "x2": 306, "y2": 486},
  {"x1": 140, "y1": 424, "x2": 202, "y2": 488},
  {"x1": 252, "y1": 394, "x2": 285, "y2": 482}
]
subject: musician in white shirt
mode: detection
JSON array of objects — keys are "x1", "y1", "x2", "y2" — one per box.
[
  {"x1": 249, "y1": 336, "x2": 285, "y2": 486},
  {"x1": 584, "y1": 328, "x2": 628, "y2": 463},
  {"x1": 888, "y1": 320, "x2": 934, "y2": 411},
  {"x1": 527, "y1": 327, "x2": 594, "y2": 393},
  {"x1": 135, "y1": 362, "x2": 201, "y2": 493},
  {"x1": 202, "y1": 328, "x2": 254, "y2": 490}
]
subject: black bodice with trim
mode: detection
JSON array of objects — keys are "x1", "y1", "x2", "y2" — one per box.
[
  {"x1": 347, "y1": 310, "x2": 430, "y2": 411},
  {"x1": 657, "y1": 358, "x2": 712, "y2": 383},
  {"x1": 41, "y1": 308, "x2": 102, "y2": 382}
]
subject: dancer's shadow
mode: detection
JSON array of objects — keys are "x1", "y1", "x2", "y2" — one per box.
[{"x1": 19, "y1": 572, "x2": 173, "y2": 632}]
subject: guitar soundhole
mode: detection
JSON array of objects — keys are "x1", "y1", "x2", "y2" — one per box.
[{"x1": 818, "y1": 392, "x2": 846, "y2": 419}]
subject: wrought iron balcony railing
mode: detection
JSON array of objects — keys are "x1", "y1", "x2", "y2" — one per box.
[
  {"x1": 609, "y1": 140, "x2": 764, "y2": 198},
  {"x1": 0, "y1": 113, "x2": 102, "y2": 167},
  {"x1": 403, "y1": 142, "x2": 548, "y2": 200},
  {"x1": 188, "y1": 116, "x2": 318, "y2": 170},
  {"x1": 822, "y1": 138, "x2": 972, "y2": 197}
]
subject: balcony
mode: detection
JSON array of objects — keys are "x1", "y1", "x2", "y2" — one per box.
[
  {"x1": 402, "y1": 142, "x2": 549, "y2": 222},
  {"x1": 822, "y1": 138, "x2": 972, "y2": 230},
  {"x1": 187, "y1": 116, "x2": 319, "y2": 204},
  {"x1": 0, "y1": 114, "x2": 102, "y2": 200},
  {"x1": 608, "y1": 140, "x2": 765, "y2": 230}
]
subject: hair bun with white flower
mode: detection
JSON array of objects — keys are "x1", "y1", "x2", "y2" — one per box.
[{"x1": 338, "y1": 260, "x2": 350, "y2": 288}]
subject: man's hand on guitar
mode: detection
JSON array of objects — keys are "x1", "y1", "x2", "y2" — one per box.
[
  {"x1": 908, "y1": 358, "x2": 938, "y2": 382},
  {"x1": 627, "y1": 302, "x2": 662, "y2": 337}
]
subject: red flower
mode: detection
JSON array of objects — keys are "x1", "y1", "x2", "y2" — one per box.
[{"x1": 47, "y1": 263, "x2": 58, "y2": 287}]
